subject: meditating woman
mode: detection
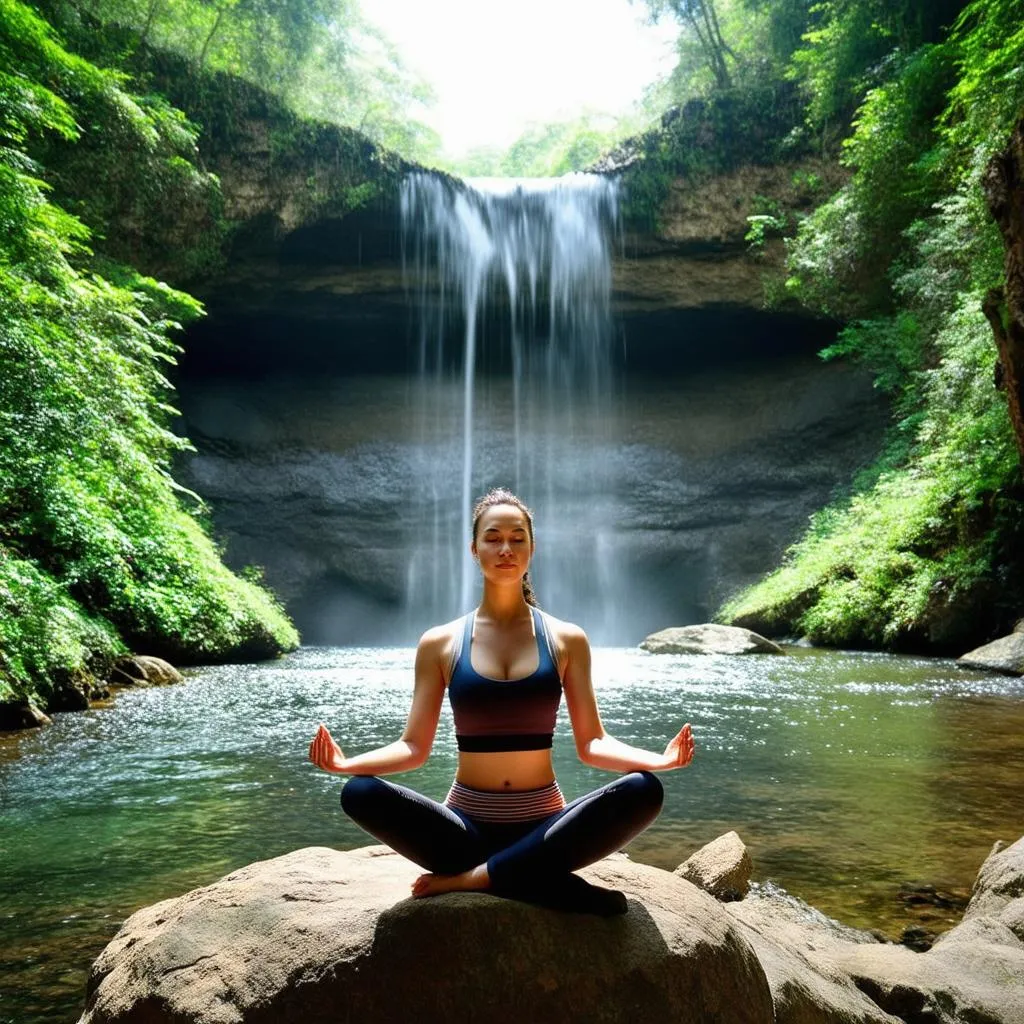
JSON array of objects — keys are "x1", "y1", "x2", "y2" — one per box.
[{"x1": 308, "y1": 487, "x2": 695, "y2": 914}]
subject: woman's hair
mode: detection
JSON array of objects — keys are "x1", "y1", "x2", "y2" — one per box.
[{"x1": 471, "y1": 487, "x2": 539, "y2": 607}]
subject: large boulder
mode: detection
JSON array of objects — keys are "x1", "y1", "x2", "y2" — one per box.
[
  {"x1": 962, "y1": 838, "x2": 1024, "y2": 930},
  {"x1": 79, "y1": 846, "x2": 775, "y2": 1024},
  {"x1": 725, "y1": 887, "x2": 901, "y2": 1024},
  {"x1": 726, "y1": 843, "x2": 1024, "y2": 1024},
  {"x1": 109, "y1": 655, "x2": 184, "y2": 688},
  {"x1": 958, "y1": 633, "x2": 1024, "y2": 675},
  {"x1": 676, "y1": 830, "x2": 754, "y2": 901},
  {"x1": 827, "y1": 838, "x2": 1024, "y2": 1024},
  {"x1": 0, "y1": 700, "x2": 52, "y2": 730},
  {"x1": 834, "y1": 919, "x2": 1024, "y2": 1024},
  {"x1": 641, "y1": 623, "x2": 784, "y2": 655},
  {"x1": 77, "y1": 835, "x2": 1024, "y2": 1024}
]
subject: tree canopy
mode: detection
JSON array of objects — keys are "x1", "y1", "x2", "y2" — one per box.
[{"x1": 35, "y1": 0, "x2": 442, "y2": 163}]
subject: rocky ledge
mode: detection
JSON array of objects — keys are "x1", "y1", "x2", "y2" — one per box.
[
  {"x1": 0, "y1": 655, "x2": 183, "y2": 732},
  {"x1": 78, "y1": 835, "x2": 1024, "y2": 1024},
  {"x1": 958, "y1": 628, "x2": 1024, "y2": 675}
]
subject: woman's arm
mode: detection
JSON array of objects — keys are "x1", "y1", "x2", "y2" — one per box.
[
  {"x1": 559, "y1": 622, "x2": 695, "y2": 773},
  {"x1": 308, "y1": 626, "x2": 450, "y2": 776}
]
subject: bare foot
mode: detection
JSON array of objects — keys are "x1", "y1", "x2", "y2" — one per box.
[{"x1": 411, "y1": 864, "x2": 489, "y2": 899}]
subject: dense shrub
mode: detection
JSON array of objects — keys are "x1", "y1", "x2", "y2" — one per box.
[{"x1": 0, "y1": 0, "x2": 298, "y2": 712}]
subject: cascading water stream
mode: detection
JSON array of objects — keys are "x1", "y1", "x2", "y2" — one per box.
[{"x1": 400, "y1": 172, "x2": 622, "y2": 634}]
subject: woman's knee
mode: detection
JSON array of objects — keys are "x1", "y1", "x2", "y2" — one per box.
[
  {"x1": 339, "y1": 774, "x2": 386, "y2": 818},
  {"x1": 622, "y1": 770, "x2": 664, "y2": 813}
]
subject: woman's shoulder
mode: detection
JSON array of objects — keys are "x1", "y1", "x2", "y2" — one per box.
[
  {"x1": 537, "y1": 609, "x2": 588, "y2": 650},
  {"x1": 416, "y1": 615, "x2": 468, "y2": 655}
]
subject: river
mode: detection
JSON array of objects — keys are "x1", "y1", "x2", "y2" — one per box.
[{"x1": 2, "y1": 645, "x2": 1023, "y2": 1023}]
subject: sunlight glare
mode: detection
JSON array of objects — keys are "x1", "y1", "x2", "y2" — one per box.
[{"x1": 359, "y1": 0, "x2": 678, "y2": 156}]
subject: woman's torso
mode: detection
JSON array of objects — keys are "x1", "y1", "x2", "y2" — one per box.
[{"x1": 446, "y1": 608, "x2": 564, "y2": 792}]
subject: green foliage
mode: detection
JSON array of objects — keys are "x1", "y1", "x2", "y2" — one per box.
[
  {"x1": 0, "y1": 0, "x2": 298, "y2": 711},
  {"x1": 622, "y1": 0, "x2": 847, "y2": 227},
  {"x1": 722, "y1": 296, "x2": 1020, "y2": 649},
  {"x1": 820, "y1": 313, "x2": 925, "y2": 403},
  {"x1": 3, "y1": 0, "x2": 225, "y2": 281},
  {"x1": 0, "y1": 549, "x2": 124, "y2": 705},
  {"x1": 722, "y1": 0, "x2": 1024, "y2": 650},
  {"x1": 36, "y1": 0, "x2": 442, "y2": 166},
  {"x1": 787, "y1": 0, "x2": 967, "y2": 134},
  {"x1": 448, "y1": 112, "x2": 655, "y2": 179},
  {"x1": 619, "y1": 80, "x2": 807, "y2": 228},
  {"x1": 744, "y1": 195, "x2": 787, "y2": 252},
  {"x1": 640, "y1": 1, "x2": 739, "y2": 89},
  {"x1": 783, "y1": 44, "x2": 955, "y2": 316},
  {"x1": 942, "y1": 0, "x2": 1024, "y2": 164}
]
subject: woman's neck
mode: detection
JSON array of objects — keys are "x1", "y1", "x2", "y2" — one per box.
[{"x1": 477, "y1": 583, "x2": 531, "y2": 625}]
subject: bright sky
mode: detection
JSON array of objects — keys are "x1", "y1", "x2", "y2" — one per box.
[{"x1": 359, "y1": 0, "x2": 679, "y2": 157}]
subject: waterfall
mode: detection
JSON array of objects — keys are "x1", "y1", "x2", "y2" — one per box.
[{"x1": 399, "y1": 172, "x2": 624, "y2": 637}]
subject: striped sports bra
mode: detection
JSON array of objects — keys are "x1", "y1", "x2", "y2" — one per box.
[{"x1": 447, "y1": 608, "x2": 563, "y2": 752}]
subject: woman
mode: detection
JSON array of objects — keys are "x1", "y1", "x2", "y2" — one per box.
[{"x1": 308, "y1": 488, "x2": 695, "y2": 914}]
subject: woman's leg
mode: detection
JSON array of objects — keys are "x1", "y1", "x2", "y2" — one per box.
[
  {"x1": 340, "y1": 775, "x2": 486, "y2": 875},
  {"x1": 485, "y1": 771, "x2": 664, "y2": 892}
]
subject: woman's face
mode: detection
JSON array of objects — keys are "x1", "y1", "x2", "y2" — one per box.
[{"x1": 472, "y1": 504, "x2": 534, "y2": 579}]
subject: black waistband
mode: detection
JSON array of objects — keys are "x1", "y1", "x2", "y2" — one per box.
[{"x1": 456, "y1": 733, "x2": 554, "y2": 752}]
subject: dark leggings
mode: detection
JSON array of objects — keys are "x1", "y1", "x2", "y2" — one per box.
[{"x1": 339, "y1": 772, "x2": 663, "y2": 893}]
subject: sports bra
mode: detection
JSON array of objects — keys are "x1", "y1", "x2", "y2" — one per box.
[{"x1": 447, "y1": 608, "x2": 563, "y2": 753}]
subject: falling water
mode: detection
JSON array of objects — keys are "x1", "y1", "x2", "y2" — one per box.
[{"x1": 399, "y1": 172, "x2": 622, "y2": 635}]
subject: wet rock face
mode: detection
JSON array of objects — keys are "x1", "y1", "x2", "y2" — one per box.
[
  {"x1": 615, "y1": 159, "x2": 846, "y2": 320},
  {"x1": 178, "y1": 150, "x2": 841, "y2": 379},
  {"x1": 170, "y1": 125, "x2": 884, "y2": 644},
  {"x1": 173, "y1": 354, "x2": 887, "y2": 645}
]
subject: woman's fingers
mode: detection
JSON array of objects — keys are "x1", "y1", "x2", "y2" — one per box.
[
  {"x1": 676, "y1": 723, "x2": 694, "y2": 766},
  {"x1": 308, "y1": 724, "x2": 344, "y2": 772},
  {"x1": 309, "y1": 725, "x2": 329, "y2": 767}
]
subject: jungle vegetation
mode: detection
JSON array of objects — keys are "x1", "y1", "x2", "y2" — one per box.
[
  {"x1": 671, "y1": 0, "x2": 1024, "y2": 650},
  {"x1": 0, "y1": 0, "x2": 298, "y2": 714},
  {"x1": 37, "y1": 0, "x2": 442, "y2": 162}
]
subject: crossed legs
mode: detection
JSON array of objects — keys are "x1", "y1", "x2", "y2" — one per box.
[{"x1": 339, "y1": 772, "x2": 663, "y2": 911}]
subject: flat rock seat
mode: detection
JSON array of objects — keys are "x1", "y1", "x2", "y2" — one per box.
[
  {"x1": 78, "y1": 847, "x2": 774, "y2": 1024},
  {"x1": 78, "y1": 837, "x2": 1024, "y2": 1024}
]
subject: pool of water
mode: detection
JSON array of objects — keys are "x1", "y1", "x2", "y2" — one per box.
[{"x1": 2, "y1": 645, "x2": 1023, "y2": 1023}]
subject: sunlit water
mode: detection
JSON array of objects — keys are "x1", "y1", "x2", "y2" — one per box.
[{"x1": 2, "y1": 646, "x2": 1023, "y2": 1023}]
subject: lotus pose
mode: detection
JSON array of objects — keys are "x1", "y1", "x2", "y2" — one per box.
[{"x1": 308, "y1": 487, "x2": 695, "y2": 914}]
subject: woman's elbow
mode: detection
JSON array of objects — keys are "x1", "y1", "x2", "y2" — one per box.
[{"x1": 405, "y1": 738, "x2": 432, "y2": 769}]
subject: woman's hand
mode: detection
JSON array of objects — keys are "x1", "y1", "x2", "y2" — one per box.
[
  {"x1": 661, "y1": 723, "x2": 695, "y2": 770},
  {"x1": 308, "y1": 723, "x2": 346, "y2": 774}
]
